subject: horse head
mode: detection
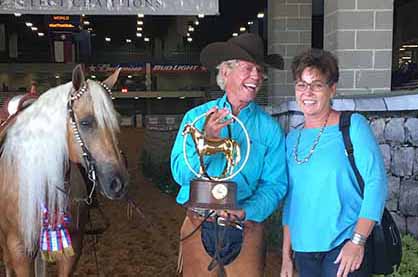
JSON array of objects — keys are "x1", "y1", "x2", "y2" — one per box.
[{"x1": 67, "y1": 65, "x2": 128, "y2": 200}]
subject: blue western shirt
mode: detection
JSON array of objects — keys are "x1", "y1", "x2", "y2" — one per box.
[
  {"x1": 283, "y1": 113, "x2": 388, "y2": 252},
  {"x1": 170, "y1": 94, "x2": 288, "y2": 222}
]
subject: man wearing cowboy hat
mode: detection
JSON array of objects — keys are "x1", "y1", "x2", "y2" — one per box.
[{"x1": 171, "y1": 33, "x2": 288, "y2": 276}]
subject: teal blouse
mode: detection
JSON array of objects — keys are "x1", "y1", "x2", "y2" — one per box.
[{"x1": 283, "y1": 113, "x2": 388, "y2": 252}]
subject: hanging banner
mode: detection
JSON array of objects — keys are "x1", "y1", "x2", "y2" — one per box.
[
  {"x1": 88, "y1": 63, "x2": 207, "y2": 73},
  {"x1": 0, "y1": 0, "x2": 218, "y2": 15}
]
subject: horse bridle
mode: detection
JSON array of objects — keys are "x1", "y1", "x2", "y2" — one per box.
[
  {"x1": 67, "y1": 81, "x2": 112, "y2": 205},
  {"x1": 67, "y1": 81, "x2": 148, "y2": 228}
]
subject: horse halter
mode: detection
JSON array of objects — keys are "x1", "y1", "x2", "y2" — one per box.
[{"x1": 67, "y1": 81, "x2": 112, "y2": 204}]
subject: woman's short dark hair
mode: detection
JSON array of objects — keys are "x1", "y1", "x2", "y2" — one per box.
[{"x1": 291, "y1": 49, "x2": 339, "y2": 84}]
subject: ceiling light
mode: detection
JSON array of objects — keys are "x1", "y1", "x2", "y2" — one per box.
[
  {"x1": 82, "y1": 14, "x2": 85, "y2": 17},
  {"x1": 87, "y1": 27, "x2": 93, "y2": 31},
  {"x1": 187, "y1": 37, "x2": 193, "y2": 42},
  {"x1": 402, "y1": 44, "x2": 418, "y2": 48},
  {"x1": 38, "y1": 32, "x2": 45, "y2": 36},
  {"x1": 31, "y1": 27, "x2": 38, "y2": 31},
  {"x1": 137, "y1": 20, "x2": 144, "y2": 25},
  {"x1": 399, "y1": 48, "x2": 406, "y2": 51},
  {"x1": 137, "y1": 27, "x2": 143, "y2": 31},
  {"x1": 257, "y1": 12, "x2": 264, "y2": 18},
  {"x1": 126, "y1": 39, "x2": 132, "y2": 43},
  {"x1": 111, "y1": 96, "x2": 115, "y2": 100},
  {"x1": 136, "y1": 32, "x2": 142, "y2": 37},
  {"x1": 55, "y1": 75, "x2": 60, "y2": 79},
  {"x1": 180, "y1": 96, "x2": 186, "y2": 99},
  {"x1": 144, "y1": 37, "x2": 150, "y2": 42},
  {"x1": 157, "y1": 96, "x2": 162, "y2": 99},
  {"x1": 128, "y1": 75, "x2": 132, "y2": 78},
  {"x1": 194, "y1": 20, "x2": 199, "y2": 26},
  {"x1": 14, "y1": 13, "x2": 22, "y2": 17},
  {"x1": 198, "y1": 14, "x2": 204, "y2": 18},
  {"x1": 188, "y1": 26, "x2": 194, "y2": 32},
  {"x1": 232, "y1": 33, "x2": 238, "y2": 37},
  {"x1": 134, "y1": 96, "x2": 139, "y2": 100},
  {"x1": 25, "y1": 22, "x2": 33, "y2": 27},
  {"x1": 137, "y1": 13, "x2": 144, "y2": 18},
  {"x1": 240, "y1": 27, "x2": 246, "y2": 32},
  {"x1": 83, "y1": 21, "x2": 90, "y2": 25},
  {"x1": 91, "y1": 75, "x2": 96, "y2": 79},
  {"x1": 105, "y1": 37, "x2": 111, "y2": 42},
  {"x1": 248, "y1": 21, "x2": 254, "y2": 25},
  {"x1": 186, "y1": 32, "x2": 190, "y2": 37}
]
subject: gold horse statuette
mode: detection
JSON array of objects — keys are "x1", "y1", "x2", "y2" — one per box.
[{"x1": 182, "y1": 123, "x2": 241, "y2": 179}]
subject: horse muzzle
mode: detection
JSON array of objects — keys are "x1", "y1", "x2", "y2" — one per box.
[{"x1": 96, "y1": 163, "x2": 129, "y2": 200}]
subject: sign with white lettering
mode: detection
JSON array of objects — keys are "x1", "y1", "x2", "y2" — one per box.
[
  {"x1": 88, "y1": 63, "x2": 207, "y2": 73},
  {"x1": 152, "y1": 64, "x2": 207, "y2": 72},
  {"x1": 0, "y1": 0, "x2": 218, "y2": 15}
]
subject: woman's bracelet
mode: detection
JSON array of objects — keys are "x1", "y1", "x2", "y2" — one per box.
[{"x1": 351, "y1": 232, "x2": 367, "y2": 246}]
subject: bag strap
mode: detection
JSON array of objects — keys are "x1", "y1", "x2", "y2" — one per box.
[{"x1": 338, "y1": 111, "x2": 365, "y2": 196}]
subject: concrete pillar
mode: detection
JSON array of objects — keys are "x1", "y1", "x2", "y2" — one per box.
[
  {"x1": 0, "y1": 24, "x2": 5, "y2": 52},
  {"x1": 267, "y1": 0, "x2": 312, "y2": 106},
  {"x1": 324, "y1": 0, "x2": 394, "y2": 96}
]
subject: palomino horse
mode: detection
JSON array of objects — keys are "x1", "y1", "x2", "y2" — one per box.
[
  {"x1": 0, "y1": 65, "x2": 128, "y2": 276},
  {"x1": 182, "y1": 124, "x2": 241, "y2": 179}
]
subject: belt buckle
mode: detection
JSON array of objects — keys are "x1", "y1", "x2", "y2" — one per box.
[{"x1": 217, "y1": 216, "x2": 227, "y2": 226}]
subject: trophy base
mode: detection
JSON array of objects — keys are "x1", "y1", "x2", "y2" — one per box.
[{"x1": 185, "y1": 179, "x2": 237, "y2": 210}]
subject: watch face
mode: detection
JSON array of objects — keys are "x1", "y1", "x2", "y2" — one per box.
[{"x1": 211, "y1": 184, "x2": 228, "y2": 200}]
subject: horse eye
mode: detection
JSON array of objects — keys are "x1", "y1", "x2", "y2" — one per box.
[{"x1": 79, "y1": 116, "x2": 95, "y2": 128}]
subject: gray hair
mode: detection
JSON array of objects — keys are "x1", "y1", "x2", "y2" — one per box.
[
  {"x1": 216, "y1": 60, "x2": 268, "y2": 90},
  {"x1": 216, "y1": 60, "x2": 239, "y2": 90}
]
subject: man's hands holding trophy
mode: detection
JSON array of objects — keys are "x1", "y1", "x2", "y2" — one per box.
[{"x1": 206, "y1": 107, "x2": 245, "y2": 221}]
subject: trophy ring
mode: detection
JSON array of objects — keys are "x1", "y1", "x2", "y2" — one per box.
[
  {"x1": 182, "y1": 110, "x2": 251, "y2": 209},
  {"x1": 182, "y1": 110, "x2": 251, "y2": 182}
]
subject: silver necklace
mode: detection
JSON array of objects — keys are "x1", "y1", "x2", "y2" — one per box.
[{"x1": 293, "y1": 112, "x2": 331, "y2": 164}]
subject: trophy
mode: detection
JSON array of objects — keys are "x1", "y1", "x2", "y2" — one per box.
[{"x1": 182, "y1": 111, "x2": 250, "y2": 210}]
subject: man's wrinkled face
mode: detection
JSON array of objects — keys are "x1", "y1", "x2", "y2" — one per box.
[{"x1": 223, "y1": 60, "x2": 264, "y2": 106}]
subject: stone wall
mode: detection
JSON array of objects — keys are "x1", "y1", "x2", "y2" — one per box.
[{"x1": 276, "y1": 109, "x2": 418, "y2": 238}]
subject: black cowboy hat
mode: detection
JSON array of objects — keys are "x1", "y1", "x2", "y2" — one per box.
[{"x1": 200, "y1": 33, "x2": 284, "y2": 70}]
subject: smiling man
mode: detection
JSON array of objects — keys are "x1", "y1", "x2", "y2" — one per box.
[{"x1": 170, "y1": 33, "x2": 288, "y2": 276}]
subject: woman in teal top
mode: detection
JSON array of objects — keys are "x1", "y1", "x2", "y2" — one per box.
[{"x1": 281, "y1": 49, "x2": 387, "y2": 277}]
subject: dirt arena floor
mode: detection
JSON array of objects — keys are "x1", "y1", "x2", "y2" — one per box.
[{"x1": 0, "y1": 127, "x2": 282, "y2": 276}]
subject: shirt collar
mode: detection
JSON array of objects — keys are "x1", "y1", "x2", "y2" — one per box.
[{"x1": 218, "y1": 92, "x2": 255, "y2": 116}]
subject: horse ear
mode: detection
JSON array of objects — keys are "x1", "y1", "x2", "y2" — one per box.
[
  {"x1": 102, "y1": 68, "x2": 121, "y2": 89},
  {"x1": 72, "y1": 64, "x2": 85, "y2": 91}
]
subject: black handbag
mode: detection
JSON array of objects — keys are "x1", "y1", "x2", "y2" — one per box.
[{"x1": 339, "y1": 111, "x2": 402, "y2": 275}]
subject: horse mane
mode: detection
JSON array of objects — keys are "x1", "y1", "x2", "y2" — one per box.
[
  {"x1": 0, "y1": 80, "x2": 119, "y2": 253},
  {"x1": 86, "y1": 80, "x2": 120, "y2": 141}
]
